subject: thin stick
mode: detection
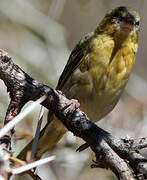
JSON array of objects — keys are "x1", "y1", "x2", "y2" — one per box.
[
  {"x1": 31, "y1": 106, "x2": 44, "y2": 160},
  {"x1": 0, "y1": 96, "x2": 46, "y2": 139},
  {"x1": 12, "y1": 156, "x2": 56, "y2": 174}
]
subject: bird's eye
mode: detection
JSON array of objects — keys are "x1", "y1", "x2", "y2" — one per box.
[
  {"x1": 135, "y1": 21, "x2": 139, "y2": 26},
  {"x1": 113, "y1": 11, "x2": 120, "y2": 18}
]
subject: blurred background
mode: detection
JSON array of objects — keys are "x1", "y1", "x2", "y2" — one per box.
[{"x1": 0, "y1": 0, "x2": 146, "y2": 179}]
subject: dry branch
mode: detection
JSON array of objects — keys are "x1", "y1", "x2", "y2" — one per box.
[{"x1": 0, "y1": 50, "x2": 147, "y2": 179}]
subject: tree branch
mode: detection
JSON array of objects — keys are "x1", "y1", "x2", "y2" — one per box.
[{"x1": 0, "y1": 49, "x2": 147, "y2": 179}]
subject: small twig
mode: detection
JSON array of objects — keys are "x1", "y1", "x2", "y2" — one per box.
[
  {"x1": 31, "y1": 106, "x2": 44, "y2": 160},
  {"x1": 0, "y1": 146, "x2": 11, "y2": 180},
  {"x1": 92, "y1": 139, "x2": 134, "y2": 180},
  {"x1": 11, "y1": 156, "x2": 56, "y2": 174},
  {"x1": 0, "y1": 96, "x2": 46, "y2": 139}
]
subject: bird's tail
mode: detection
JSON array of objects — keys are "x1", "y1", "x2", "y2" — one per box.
[{"x1": 17, "y1": 115, "x2": 67, "y2": 160}]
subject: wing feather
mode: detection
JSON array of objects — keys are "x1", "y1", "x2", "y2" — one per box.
[
  {"x1": 56, "y1": 32, "x2": 94, "y2": 90},
  {"x1": 47, "y1": 32, "x2": 94, "y2": 123}
]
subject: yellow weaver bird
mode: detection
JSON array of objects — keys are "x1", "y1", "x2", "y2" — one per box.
[{"x1": 19, "y1": 6, "x2": 140, "y2": 159}]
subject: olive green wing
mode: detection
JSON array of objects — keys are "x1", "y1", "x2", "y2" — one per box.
[
  {"x1": 56, "y1": 32, "x2": 94, "y2": 90},
  {"x1": 47, "y1": 32, "x2": 94, "y2": 123}
]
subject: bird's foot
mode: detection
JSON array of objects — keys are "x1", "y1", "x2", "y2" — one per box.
[
  {"x1": 68, "y1": 99, "x2": 80, "y2": 111},
  {"x1": 62, "y1": 99, "x2": 80, "y2": 113}
]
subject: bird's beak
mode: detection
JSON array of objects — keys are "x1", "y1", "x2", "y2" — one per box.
[{"x1": 120, "y1": 21, "x2": 134, "y2": 32}]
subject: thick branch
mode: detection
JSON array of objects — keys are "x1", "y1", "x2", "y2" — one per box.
[{"x1": 0, "y1": 50, "x2": 147, "y2": 179}]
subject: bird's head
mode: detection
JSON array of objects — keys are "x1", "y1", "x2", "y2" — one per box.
[{"x1": 97, "y1": 7, "x2": 140, "y2": 37}]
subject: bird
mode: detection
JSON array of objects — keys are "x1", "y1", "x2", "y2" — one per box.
[{"x1": 19, "y1": 6, "x2": 140, "y2": 159}]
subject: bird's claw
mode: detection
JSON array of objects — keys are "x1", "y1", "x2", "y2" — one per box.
[{"x1": 62, "y1": 99, "x2": 80, "y2": 113}]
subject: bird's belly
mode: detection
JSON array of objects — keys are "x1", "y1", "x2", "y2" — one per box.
[
  {"x1": 62, "y1": 69, "x2": 125, "y2": 122},
  {"x1": 76, "y1": 87, "x2": 122, "y2": 122}
]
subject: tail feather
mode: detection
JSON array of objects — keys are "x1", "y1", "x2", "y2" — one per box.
[{"x1": 17, "y1": 115, "x2": 67, "y2": 160}]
